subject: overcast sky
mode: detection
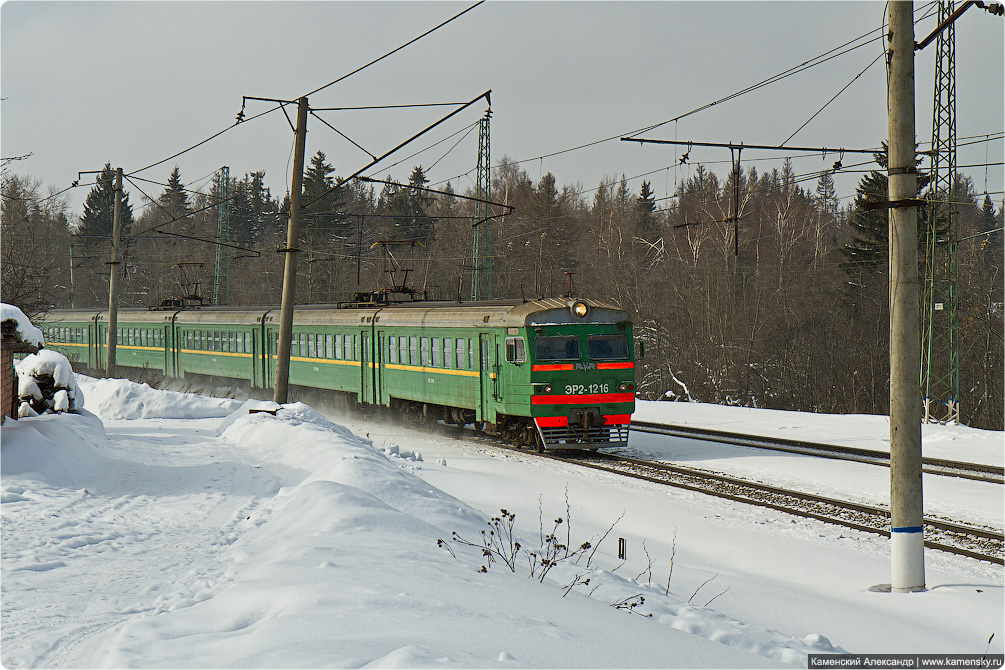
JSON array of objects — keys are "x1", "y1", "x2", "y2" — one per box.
[{"x1": 2, "y1": 1, "x2": 1002, "y2": 219}]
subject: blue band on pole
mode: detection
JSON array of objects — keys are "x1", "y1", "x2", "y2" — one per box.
[{"x1": 891, "y1": 526, "x2": 924, "y2": 533}]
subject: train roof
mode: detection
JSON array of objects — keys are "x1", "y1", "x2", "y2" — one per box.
[
  {"x1": 363, "y1": 297, "x2": 628, "y2": 328},
  {"x1": 43, "y1": 297, "x2": 629, "y2": 329}
]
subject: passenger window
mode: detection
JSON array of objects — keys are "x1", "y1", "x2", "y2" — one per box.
[
  {"x1": 444, "y1": 338, "x2": 453, "y2": 369},
  {"x1": 325, "y1": 334, "x2": 333, "y2": 359},
  {"x1": 308, "y1": 333, "x2": 316, "y2": 358},
  {"x1": 389, "y1": 336, "x2": 397, "y2": 364},
  {"x1": 505, "y1": 336, "x2": 527, "y2": 363},
  {"x1": 467, "y1": 338, "x2": 474, "y2": 370},
  {"x1": 420, "y1": 338, "x2": 430, "y2": 366},
  {"x1": 432, "y1": 338, "x2": 441, "y2": 367},
  {"x1": 334, "y1": 334, "x2": 342, "y2": 359},
  {"x1": 409, "y1": 336, "x2": 418, "y2": 366},
  {"x1": 535, "y1": 335, "x2": 580, "y2": 361}
]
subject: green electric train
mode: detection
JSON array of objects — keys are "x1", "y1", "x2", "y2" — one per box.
[{"x1": 40, "y1": 296, "x2": 638, "y2": 450}]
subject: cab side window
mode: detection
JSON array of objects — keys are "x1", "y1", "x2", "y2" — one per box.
[{"x1": 505, "y1": 336, "x2": 527, "y2": 363}]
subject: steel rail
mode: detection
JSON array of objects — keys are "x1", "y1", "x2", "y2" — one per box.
[
  {"x1": 389, "y1": 421, "x2": 1003, "y2": 564},
  {"x1": 629, "y1": 420, "x2": 1004, "y2": 484},
  {"x1": 547, "y1": 451, "x2": 1003, "y2": 565}
]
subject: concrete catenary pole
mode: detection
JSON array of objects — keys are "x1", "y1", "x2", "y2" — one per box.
[
  {"x1": 105, "y1": 167, "x2": 123, "y2": 377},
  {"x1": 888, "y1": 0, "x2": 926, "y2": 592},
  {"x1": 68, "y1": 244, "x2": 76, "y2": 310},
  {"x1": 273, "y1": 97, "x2": 309, "y2": 405}
]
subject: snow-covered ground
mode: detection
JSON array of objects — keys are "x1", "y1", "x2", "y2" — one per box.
[
  {"x1": 632, "y1": 401, "x2": 1004, "y2": 467},
  {"x1": 2, "y1": 378, "x2": 1002, "y2": 668}
]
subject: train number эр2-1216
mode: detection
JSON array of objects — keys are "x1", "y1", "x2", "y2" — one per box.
[{"x1": 565, "y1": 384, "x2": 609, "y2": 395}]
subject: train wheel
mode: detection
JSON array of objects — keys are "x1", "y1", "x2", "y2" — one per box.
[{"x1": 533, "y1": 430, "x2": 546, "y2": 454}]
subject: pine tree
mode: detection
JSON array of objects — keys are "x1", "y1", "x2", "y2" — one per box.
[
  {"x1": 615, "y1": 174, "x2": 630, "y2": 218},
  {"x1": 77, "y1": 162, "x2": 134, "y2": 242},
  {"x1": 841, "y1": 144, "x2": 927, "y2": 273},
  {"x1": 390, "y1": 166, "x2": 435, "y2": 243},
  {"x1": 301, "y1": 150, "x2": 349, "y2": 239},
  {"x1": 979, "y1": 193, "x2": 1002, "y2": 264},
  {"x1": 815, "y1": 171, "x2": 838, "y2": 214},
  {"x1": 635, "y1": 179, "x2": 657, "y2": 239},
  {"x1": 159, "y1": 166, "x2": 190, "y2": 218},
  {"x1": 302, "y1": 150, "x2": 336, "y2": 211}
]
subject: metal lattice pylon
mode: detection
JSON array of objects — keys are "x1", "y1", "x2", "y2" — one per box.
[
  {"x1": 921, "y1": 0, "x2": 960, "y2": 424},
  {"x1": 471, "y1": 110, "x2": 492, "y2": 300},
  {"x1": 214, "y1": 166, "x2": 231, "y2": 305}
]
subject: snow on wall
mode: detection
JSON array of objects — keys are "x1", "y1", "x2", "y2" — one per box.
[{"x1": 0, "y1": 303, "x2": 44, "y2": 349}]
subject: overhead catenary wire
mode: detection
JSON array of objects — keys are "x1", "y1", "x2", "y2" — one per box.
[
  {"x1": 299, "y1": 91, "x2": 492, "y2": 212},
  {"x1": 302, "y1": 1, "x2": 484, "y2": 99},
  {"x1": 428, "y1": 3, "x2": 948, "y2": 200},
  {"x1": 125, "y1": 104, "x2": 281, "y2": 178},
  {"x1": 781, "y1": 50, "x2": 887, "y2": 146}
]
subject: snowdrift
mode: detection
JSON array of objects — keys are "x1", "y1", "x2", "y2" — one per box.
[{"x1": 1, "y1": 381, "x2": 850, "y2": 668}]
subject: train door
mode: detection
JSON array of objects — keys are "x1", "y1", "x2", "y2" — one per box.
[
  {"x1": 87, "y1": 317, "x2": 99, "y2": 370},
  {"x1": 375, "y1": 330, "x2": 386, "y2": 406},
  {"x1": 95, "y1": 322, "x2": 106, "y2": 372},
  {"x1": 263, "y1": 327, "x2": 277, "y2": 390},
  {"x1": 478, "y1": 333, "x2": 497, "y2": 424},
  {"x1": 164, "y1": 324, "x2": 174, "y2": 377},
  {"x1": 494, "y1": 340, "x2": 504, "y2": 402},
  {"x1": 360, "y1": 329, "x2": 373, "y2": 406},
  {"x1": 250, "y1": 330, "x2": 259, "y2": 388}
]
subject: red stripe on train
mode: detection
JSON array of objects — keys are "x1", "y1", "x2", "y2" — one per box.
[
  {"x1": 597, "y1": 361, "x2": 635, "y2": 370},
  {"x1": 531, "y1": 393, "x2": 635, "y2": 405},
  {"x1": 532, "y1": 363, "x2": 574, "y2": 371},
  {"x1": 534, "y1": 416, "x2": 569, "y2": 428}
]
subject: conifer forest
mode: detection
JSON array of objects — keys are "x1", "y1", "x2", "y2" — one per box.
[{"x1": 2, "y1": 152, "x2": 1002, "y2": 430}]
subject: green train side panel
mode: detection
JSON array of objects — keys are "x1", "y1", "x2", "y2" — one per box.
[
  {"x1": 176, "y1": 327, "x2": 257, "y2": 382},
  {"x1": 107, "y1": 320, "x2": 169, "y2": 373},
  {"x1": 273, "y1": 326, "x2": 365, "y2": 398},
  {"x1": 37, "y1": 314, "x2": 101, "y2": 370},
  {"x1": 375, "y1": 326, "x2": 486, "y2": 417}
]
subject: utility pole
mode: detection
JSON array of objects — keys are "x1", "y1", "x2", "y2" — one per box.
[
  {"x1": 273, "y1": 97, "x2": 309, "y2": 405},
  {"x1": 105, "y1": 167, "x2": 123, "y2": 377},
  {"x1": 68, "y1": 244, "x2": 76, "y2": 310},
  {"x1": 887, "y1": 1, "x2": 925, "y2": 593}
]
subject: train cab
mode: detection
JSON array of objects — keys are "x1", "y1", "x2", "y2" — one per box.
[{"x1": 525, "y1": 299, "x2": 636, "y2": 450}]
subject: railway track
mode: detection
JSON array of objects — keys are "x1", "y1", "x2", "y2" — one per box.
[
  {"x1": 543, "y1": 450, "x2": 1004, "y2": 565},
  {"x1": 629, "y1": 420, "x2": 1004, "y2": 484},
  {"x1": 406, "y1": 421, "x2": 1003, "y2": 564}
]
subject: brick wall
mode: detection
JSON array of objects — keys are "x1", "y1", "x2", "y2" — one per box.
[{"x1": 2, "y1": 347, "x2": 15, "y2": 421}]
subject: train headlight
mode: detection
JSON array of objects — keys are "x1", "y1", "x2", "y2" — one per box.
[
  {"x1": 618, "y1": 382, "x2": 635, "y2": 391},
  {"x1": 570, "y1": 301, "x2": 589, "y2": 318}
]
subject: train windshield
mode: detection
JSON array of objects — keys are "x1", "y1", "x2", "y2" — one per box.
[
  {"x1": 587, "y1": 334, "x2": 629, "y2": 360},
  {"x1": 535, "y1": 335, "x2": 580, "y2": 361}
]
